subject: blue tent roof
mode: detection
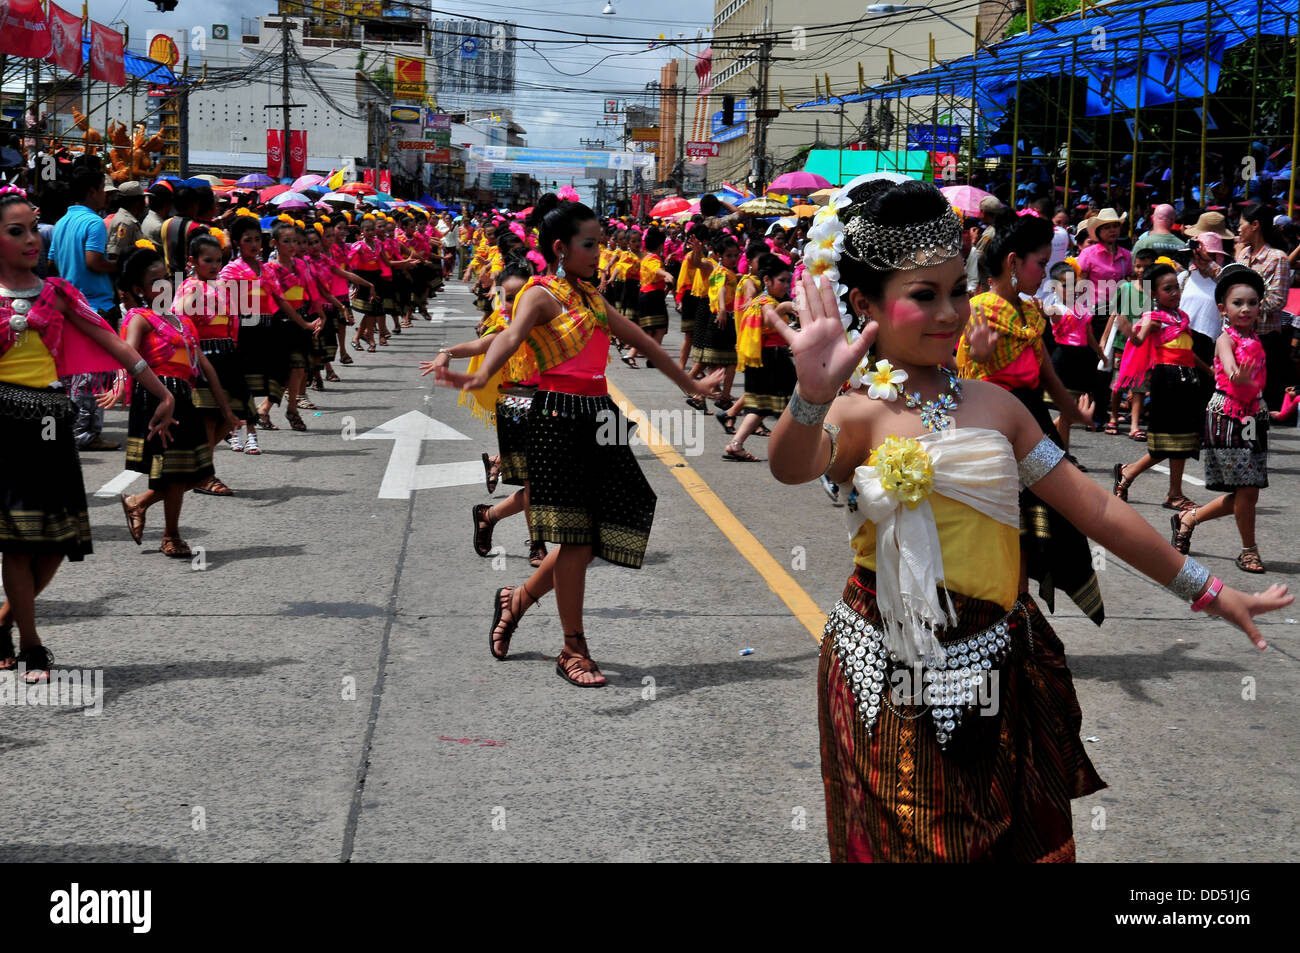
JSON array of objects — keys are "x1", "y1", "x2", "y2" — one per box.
[
  {"x1": 795, "y1": 0, "x2": 1293, "y2": 122},
  {"x1": 79, "y1": 39, "x2": 179, "y2": 85}
]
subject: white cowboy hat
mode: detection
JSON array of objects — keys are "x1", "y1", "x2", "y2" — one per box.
[{"x1": 1088, "y1": 208, "x2": 1127, "y2": 237}]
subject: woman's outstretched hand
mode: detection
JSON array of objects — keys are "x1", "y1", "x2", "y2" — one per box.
[
  {"x1": 767, "y1": 271, "x2": 874, "y2": 404},
  {"x1": 1203, "y1": 583, "x2": 1291, "y2": 650}
]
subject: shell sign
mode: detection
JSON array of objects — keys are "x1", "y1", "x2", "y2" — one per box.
[{"x1": 148, "y1": 33, "x2": 179, "y2": 68}]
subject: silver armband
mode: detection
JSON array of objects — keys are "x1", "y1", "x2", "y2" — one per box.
[
  {"x1": 789, "y1": 387, "x2": 834, "y2": 427},
  {"x1": 1166, "y1": 557, "x2": 1211, "y2": 603},
  {"x1": 822, "y1": 422, "x2": 840, "y2": 474},
  {"x1": 1017, "y1": 435, "x2": 1065, "y2": 487},
  {"x1": 128, "y1": 359, "x2": 148, "y2": 378}
]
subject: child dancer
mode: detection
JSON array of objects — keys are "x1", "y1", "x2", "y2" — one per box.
[
  {"x1": 694, "y1": 233, "x2": 740, "y2": 409},
  {"x1": 1102, "y1": 248, "x2": 1157, "y2": 437},
  {"x1": 1112, "y1": 263, "x2": 1203, "y2": 509},
  {"x1": 1043, "y1": 260, "x2": 1105, "y2": 461},
  {"x1": 348, "y1": 215, "x2": 388, "y2": 353},
  {"x1": 1171, "y1": 264, "x2": 1271, "y2": 572},
  {"x1": 262, "y1": 224, "x2": 325, "y2": 428},
  {"x1": 176, "y1": 233, "x2": 248, "y2": 496},
  {"x1": 624, "y1": 226, "x2": 674, "y2": 367},
  {"x1": 723, "y1": 253, "x2": 797, "y2": 460},
  {"x1": 112, "y1": 248, "x2": 239, "y2": 557}
]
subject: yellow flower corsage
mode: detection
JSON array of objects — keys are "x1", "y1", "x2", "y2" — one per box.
[{"x1": 868, "y1": 436, "x2": 934, "y2": 508}]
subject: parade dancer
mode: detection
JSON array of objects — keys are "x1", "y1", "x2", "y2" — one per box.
[
  {"x1": 623, "y1": 226, "x2": 674, "y2": 367},
  {"x1": 765, "y1": 174, "x2": 1289, "y2": 862},
  {"x1": 323, "y1": 219, "x2": 367, "y2": 366},
  {"x1": 1112, "y1": 263, "x2": 1204, "y2": 509},
  {"x1": 347, "y1": 215, "x2": 388, "y2": 353},
  {"x1": 958, "y1": 211, "x2": 1104, "y2": 625},
  {"x1": 175, "y1": 233, "x2": 248, "y2": 496},
  {"x1": 423, "y1": 259, "x2": 549, "y2": 567},
  {"x1": 111, "y1": 248, "x2": 239, "y2": 557},
  {"x1": 436, "y1": 192, "x2": 722, "y2": 688},
  {"x1": 722, "y1": 253, "x2": 796, "y2": 461},
  {"x1": 0, "y1": 189, "x2": 177, "y2": 683},
  {"x1": 262, "y1": 224, "x2": 325, "y2": 428},
  {"x1": 1171, "y1": 264, "x2": 1272, "y2": 572}
]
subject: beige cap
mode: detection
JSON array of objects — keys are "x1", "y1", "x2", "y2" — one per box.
[
  {"x1": 117, "y1": 181, "x2": 144, "y2": 198},
  {"x1": 1183, "y1": 211, "x2": 1235, "y2": 239}
]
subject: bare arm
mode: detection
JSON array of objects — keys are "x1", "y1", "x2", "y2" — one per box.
[
  {"x1": 84, "y1": 249, "x2": 115, "y2": 274},
  {"x1": 603, "y1": 302, "x2": 720, "y2": 397}
]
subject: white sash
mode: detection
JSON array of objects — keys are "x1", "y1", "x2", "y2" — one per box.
[{"x1": 851, "y1": 428, "x2": 1021, "y2": 665}]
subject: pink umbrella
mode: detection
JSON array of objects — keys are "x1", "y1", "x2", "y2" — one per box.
[
  {"x1": 767, "y1": 171, "x2": 833, "y2": 196},
  {"x1": 292, "y1": 174, "x2": 326, "y2": 191},
  {"x1": 939, "y1": 184, "x2": 995, "y2": 218}
]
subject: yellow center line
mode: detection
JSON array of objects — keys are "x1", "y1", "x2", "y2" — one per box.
[{"x1": 607, "y1": 382, "x2": 827, "y2": 643}]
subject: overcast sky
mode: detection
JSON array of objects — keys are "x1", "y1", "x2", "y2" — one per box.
[{"x1": 104, "y1": 0, "x2": 715, "y2": 151}]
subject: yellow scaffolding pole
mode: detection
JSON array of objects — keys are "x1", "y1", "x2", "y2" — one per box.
[
  {"x1": 1011, "y1": 52, "x2": 1023, "y2": 201},
  {"x1": 1128, "y1": 11, "x2": 1145, "y2": 236}
]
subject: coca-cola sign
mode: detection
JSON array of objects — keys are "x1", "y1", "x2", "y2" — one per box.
[{"x1": 266, "y1": 129, "x2": 283, "y2": 177}]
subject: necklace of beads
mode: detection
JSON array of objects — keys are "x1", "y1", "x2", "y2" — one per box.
[{"x1": 903, "y1": 366, "x2": 964, "y2": 432}]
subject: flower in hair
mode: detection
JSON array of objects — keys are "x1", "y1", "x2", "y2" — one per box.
[
  {"x1": 134, "y1": 238, "x2": 158, "y2": 250},
  {"x1": 0, "y1": 185, "x2": 26, "y2": 197}
]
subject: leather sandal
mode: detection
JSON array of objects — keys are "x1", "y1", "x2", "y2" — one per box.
[
  {"x1": 160, "y1": 536, "x2": 192, "y2": 558},
  {"x1": 529, "y1": 538, "x2": 548, "y2": 568},
  {"x1": 1162, "y1": 493, "x2": 1199, "y2": 511},
  {"x1": 489, "y1": 583, "x2": 537, "y2": 661},
  {"x1": 16, "y1": 643, "x2": 53, "y2": 684},
  {"x1": 1170, "y1": 511, "x2": 1195, "y2": 555},
  {"x1": 285, "y1": 408, "x2": 307, "y2": 431},
  {"x1": 555, "y1": 634, "x2": 606, "y2": 687},
  {"x1": 1236, "y1": 546, "x2": 1266, "y2": 573},
  {"x1": 193, "y1": 476, "x2": 235, "y2": 497},
  {"x1": 257, "y1": 413, "x2": 280, "y2": 431},
  {"x1": 121, "y1": 494, "x2": 145, "y2": 545},
  {"x1": 482, "y1": 452, "x2": 499, "y2": 494},
  {"x1": 473, "y1": 503, "x2": 495, "y2": 557},
  {"x1": 1112, "y1": 463, "x2": 1131, "y2": 501}
]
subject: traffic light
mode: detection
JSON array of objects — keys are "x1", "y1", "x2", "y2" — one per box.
[
  {"x1": 552, "y1": 180, "x2": 558, "y2": 189},
  {"x1": 153, "y1": 0, "x2": 178, "y2": 10},
  {"x1": 721, "y1": 95, "x2": 735, "y2": 126}
]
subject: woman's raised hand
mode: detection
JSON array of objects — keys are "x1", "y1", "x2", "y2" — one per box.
[
  {"x1": 964, "y1": 309, "x2": 1000, "y2": 365},
  {"x1": 767, "y1": 271, "x2": 874, "y2": 404}
]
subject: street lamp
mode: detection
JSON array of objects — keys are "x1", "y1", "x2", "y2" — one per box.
[
  {"x1": 602, "y1": 3, "x2": 616, "y2": 13},
  {"x1": 865, "y1": 4, "x2": 975, "y2": 38}
]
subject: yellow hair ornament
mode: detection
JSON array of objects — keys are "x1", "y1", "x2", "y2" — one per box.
[
  {"x1": 294, "y1": 219, "x2": 305, "y2": 229},
  {"x1": 134, "y1": 238, "x2": 158, "y2": 251},
  {"x1": 314, "y1": 222, "x2": 325, "y2": 236},
  {"x1": 1154, "y1": 255, "x2": 1179, "y2": 268},
  {"x1": 276, "y1": 214, "x2": 293, "y2": 224},
  {"x1": 235, "y1": 207, "x2": 258, "y2": 218},
  {"x1": 363, "y1": 213, "x2": 376, "y2": 221}
]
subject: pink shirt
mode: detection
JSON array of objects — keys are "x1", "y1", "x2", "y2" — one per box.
[
  {"x1": 1076, "y1": 243, "x2": 1133, "y2": 308},
  {"x1": 1052, "y1": 302, "x2": 1091, "y2": 347}
]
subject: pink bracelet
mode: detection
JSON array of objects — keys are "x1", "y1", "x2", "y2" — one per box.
[{"x1": 1191, "y1": 577, "x2": 1224, "y2": 612}]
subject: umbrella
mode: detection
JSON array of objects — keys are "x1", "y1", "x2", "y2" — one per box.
[
  {"x1": 739, "y1": 196, "x2": 794, "y2": 217},
  {"x1": 270, "y1": 190, "x2": 311, "y2": 207},
  {"x1": 321, "y1": 192, "x2": 358, "y2": 206},
  {"x1": 369, "y1": 192, "x2": 395, "y2": 203},
  {"x1": 337, "y1": 182, "x2": 376, "y2": 195},
  {"x1": 767, "y1": 171, "x2": 833, "y2": 195},
  {"x1": 195, "y1": 174, "x2": 224, "y2": 186},
  {"x1": 237, "y1": 173, "x2": 274, "y2": 188},
  {"x1": 939, "y1": 184, "x2": 995, "y2": 217},
  {"x1": 808, "y1": 188, "x2": 836, "y2": 206},
  {"x1": 292, "y1": 174, "x2": 326, "y2": 191},
  {"x1": 300, "y1": 185, "x2": 328, "y2": 197},
  {"x1": 650, "y1": 196, "x2": 691, "y2": 217},
  {"x1": 273, "y1": 197, "x2": 311, "y2": 211},
  {"x1": 260, "y1": 184, "x2": 291, "y2": 202},
  {"x1": 792, "y1": 204, "x2": 818, "y2": 218}
]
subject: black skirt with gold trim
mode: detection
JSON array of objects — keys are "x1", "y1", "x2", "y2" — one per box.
[
  {"x1": 126, "y1": 377, "x2": 215, "y2": 491},
  {"x1": 0, "y1": 382, "x2": 92, "y2": 561}
]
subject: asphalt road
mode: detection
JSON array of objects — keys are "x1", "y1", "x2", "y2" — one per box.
[{"x1": 3, "y1": 281, "x2": 1295, "y2": 862}]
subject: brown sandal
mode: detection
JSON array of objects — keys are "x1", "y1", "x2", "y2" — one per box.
[
  {"x1": 489, "y1": 584, "x2": 537, "y2": 660},
  {"x1": 1169, "y1": 511, "x2": 1195, "y2": 555},
  {"x1": 1163, "y1": 494, "x2": 1199, "y2": 511},
  {"x1": 120, "y1": 494, "x2": 145, "y2": 545},
  {"x1": 1112, "y1": 463, "x2": 1131, "y2": 501},
  {"x1": 555, "y1": 634, "x2": 606, "y2": 688},
  {"x1": 193, "y1": 476, "x2": 235, "y2": 497},
  {"x1": 257, "y1": 413, "x2": 280, "y2": 431},
  {"x1": 472, "y1": 503, "x2": 495, "y2": 557},
  {"x1": 160, "y1": 536, "x2": 192, "y2": 558},
  {"x1": 723, "y1": 444, "x2": 760, "y2": 462},
  {"x1": 1235, "y1": 546, "x2": 1266, "y2": 573},
  {"x1": 285, "y1": 408, "x2": 308, "y2": 431}
]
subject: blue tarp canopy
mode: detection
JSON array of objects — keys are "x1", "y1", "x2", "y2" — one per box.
[
  {"x1": 79, "y1": 39, "x2": 179, "y2": 85},
  {"x1": 796, "y1": 0, "x2": 1297, "y2": 122}
]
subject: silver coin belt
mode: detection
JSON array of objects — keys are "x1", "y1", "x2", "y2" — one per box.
[
  {"x1": 824, "y1": 599, "x2": 1026, "y2": 748},
  {"x1": 497, "y1": 394, "x2": 533, "y2": 421},
  {"x1": 0, "y1": 381, "x2": 73, "y2": 420}
]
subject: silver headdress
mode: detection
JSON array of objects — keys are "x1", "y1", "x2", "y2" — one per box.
[{"x1": 842, "y1": 208, "x2": 963, "y2": 271}]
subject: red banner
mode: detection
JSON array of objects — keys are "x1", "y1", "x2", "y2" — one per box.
[
  {"x1": 362, "y1": 168, "x2": 375, "y2": 187},
  {"x1": 287, "y1": 130, "x2": 307, "y2": 180},
  {"x1": 630, "y1": 194, "x2": 644, "y2": 219},
  {"x1": 378, "y1": 170, "x2": 391, "y2": 194},
  {"x1": 267, "y1": 129, "x2": 283, "y2": 178},
  {"x1": 88, "y1": 21, "x2": 125, "y2": 86},
  {"x1": 0, "y1": 0, "x2": 53, "y2": 58},
  {"x1": 45, "y1": 3, "x2": 81, "y2": 74}
]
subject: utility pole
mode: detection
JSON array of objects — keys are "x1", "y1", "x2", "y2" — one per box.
[
  {"x1": 264, "y1": 16, "x2": 304, "y2": 180},
  {"x1": 677, "y1": 82, "x2": 686, "y2": 192}
]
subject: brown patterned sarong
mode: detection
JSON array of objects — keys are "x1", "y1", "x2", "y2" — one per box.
[{"x1": 819, "y1": 567, "x2": 1105, "y2": 862}]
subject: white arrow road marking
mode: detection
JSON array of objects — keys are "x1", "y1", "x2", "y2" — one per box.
[
  {"x1": 356, "y1": 410, "x2": 479, "y2": 499},
  {"x1": 94, "y1": 470, "x2": 143, "y2": 498}
]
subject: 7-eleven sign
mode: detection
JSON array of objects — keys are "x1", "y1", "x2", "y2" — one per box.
[{"x1": 394, "y1": 57, "x2": 426, "y2": 100}]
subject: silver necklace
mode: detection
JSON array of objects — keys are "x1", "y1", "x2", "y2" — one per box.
[
  {"x1": 903, "y1": 366, "x2": 964, "y2": 432},
  {"x1": 0, "y1": 278, "x2": 44, "y2": 332}
]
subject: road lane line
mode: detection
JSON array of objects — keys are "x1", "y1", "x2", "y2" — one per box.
[
  {"x1": 607, "y1": 383, "x2": 827, "y2": 643},
  {"x1": 1150, "y1": 463, "x2": 1205, "y2": 486},
  {"x1": 94, "y1": 470, "x2": 143, "y2": 498}
]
